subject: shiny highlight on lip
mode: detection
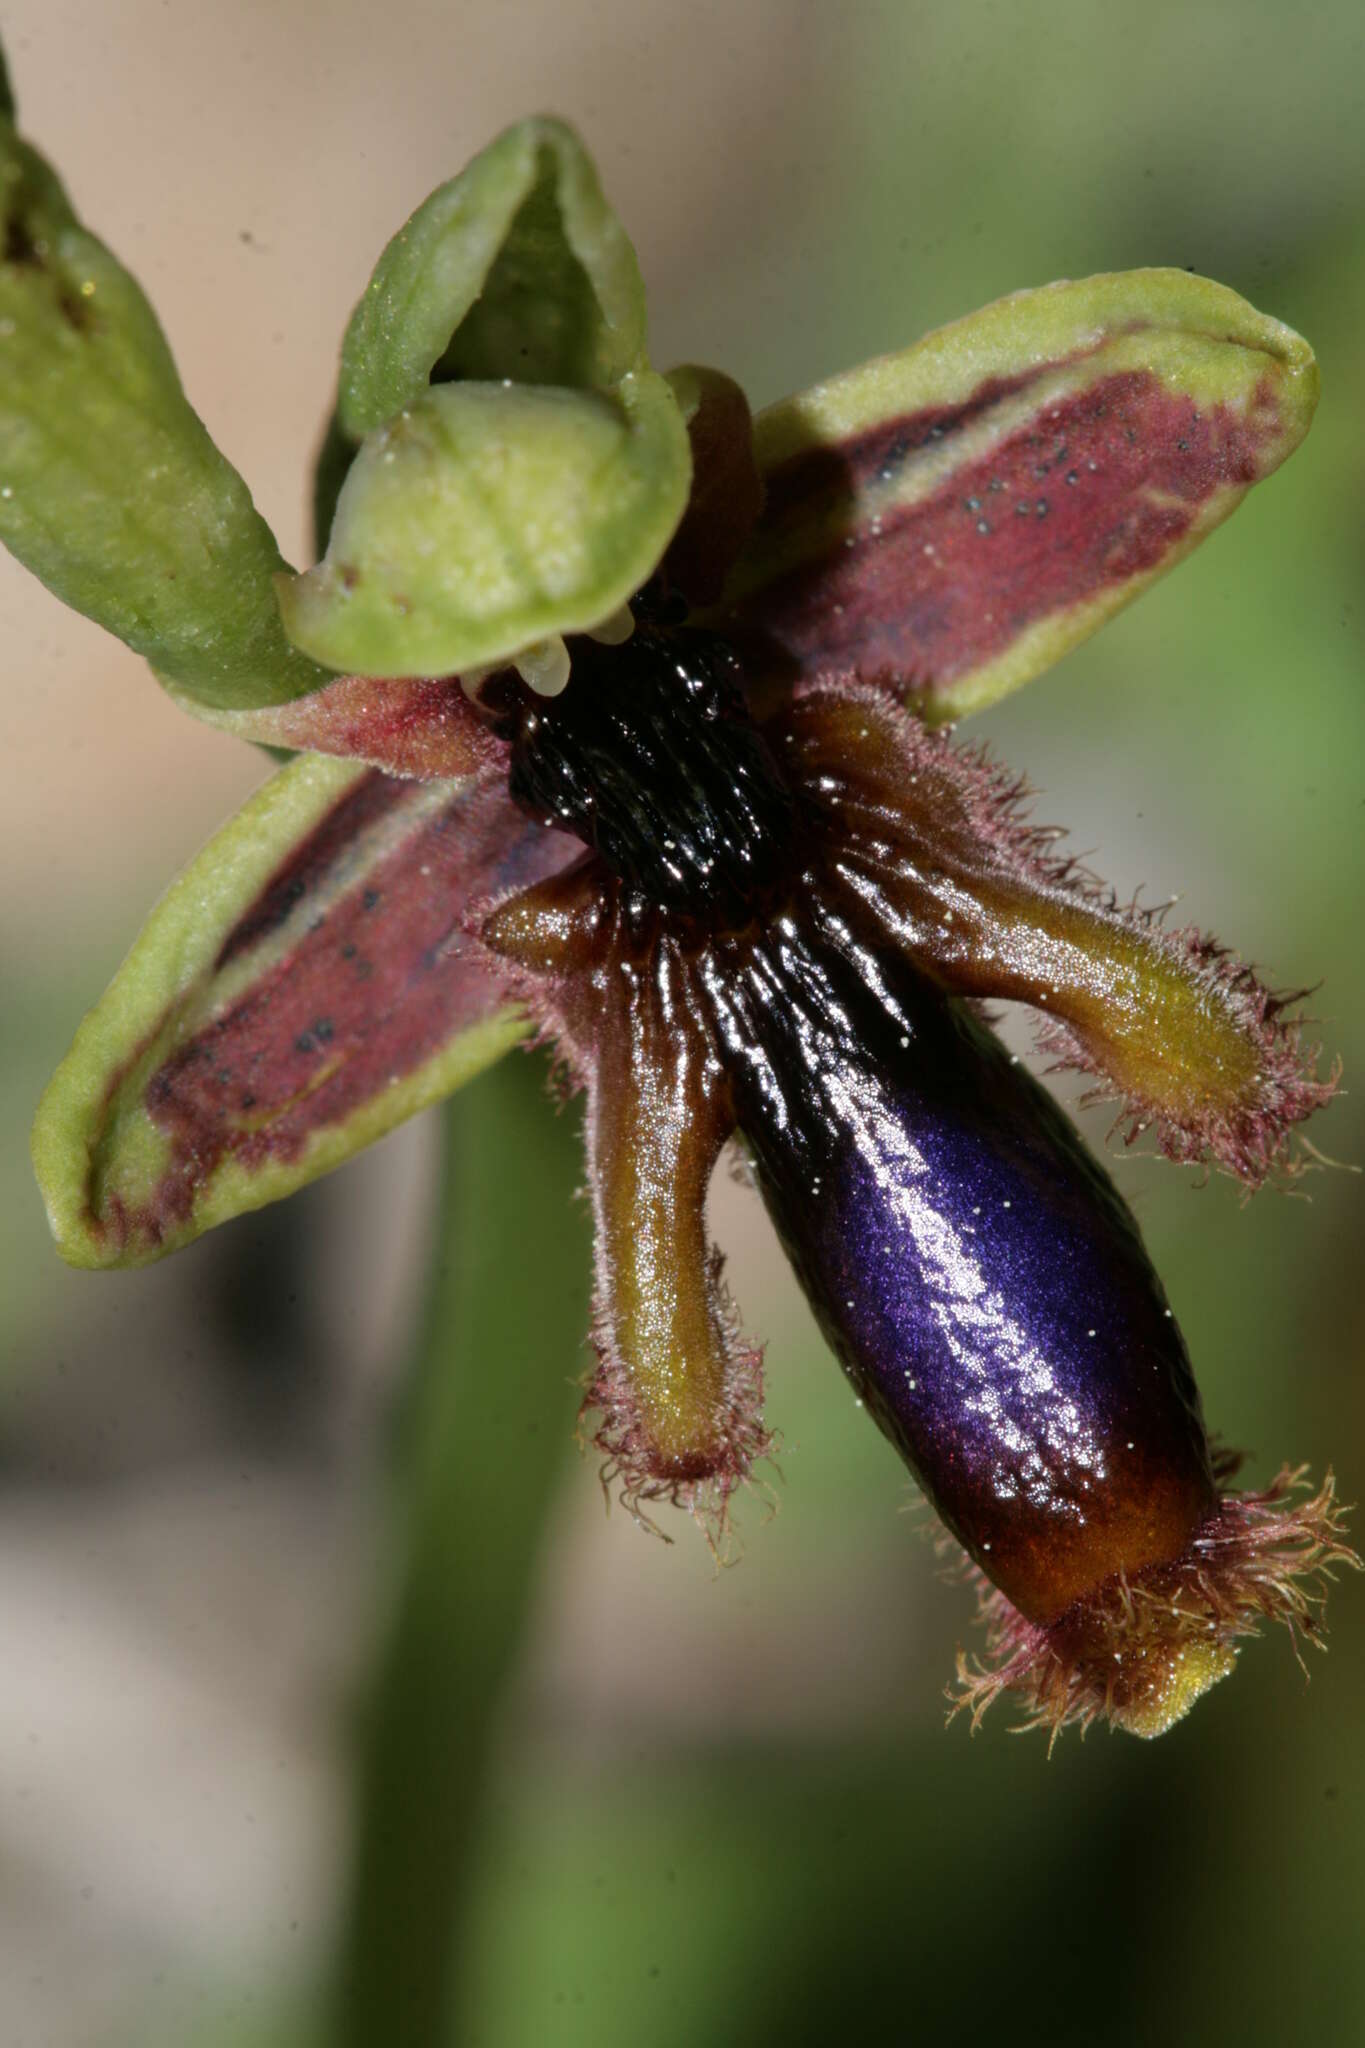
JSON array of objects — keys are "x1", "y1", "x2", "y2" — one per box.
[
  {"x1": 474, "y1": 625, "x2": 1350, "y2": 1732},
  {"x1": 954, "y1": 1461, "x2": 1355, "y2": 1740},
  {"x1": 702, "y1": 908, "x2": 1214, "y2": 1627}
]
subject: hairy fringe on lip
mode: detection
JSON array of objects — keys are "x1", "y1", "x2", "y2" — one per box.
[
  {"x1": 954, "y1": 732, "x2": 1339, "y2": 1188},
  {"x1": 948, "y1": 1465, "x2": 1359, "y2": 1745},
  {"x1": 582, "y1": 1259, "x2": 772, "y2": 1558},
  {"x1": 786, "y1": 676, "x2": 1338, "y2": 1190}
]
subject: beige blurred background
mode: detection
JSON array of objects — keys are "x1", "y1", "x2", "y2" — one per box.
[{"x1": 3, "y1": 4, "x2": 1364, "y2": 2045}]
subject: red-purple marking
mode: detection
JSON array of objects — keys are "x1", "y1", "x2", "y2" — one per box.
[
  {"x1": 98, "y1": 771, "x2": 574, "y2": 1250},
  {"x1": 731, "y1": 369, "x2": 1279, "y2": 695},
  {"x1": 758, "y1": 368, "x2": 1045, "y2": 529},
  {"x1": 260, "y1": 673, "x2": 504, "y2": 782},
  {"x1": 215, "y1": 770, "x2": 408, "y2": 971}
]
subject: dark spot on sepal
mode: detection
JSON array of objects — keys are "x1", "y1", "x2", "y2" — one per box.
[
  {"x1": 4, "y1": 211, "x2": 41, "y2": 268},
  {"x1": 726, "y1": 366, "x2": 1282, "y2": 702},
  {"x1": 3, "y1": 206, "x2": 93, "y2": 330}
]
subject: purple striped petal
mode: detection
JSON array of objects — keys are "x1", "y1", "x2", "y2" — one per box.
[
  {"x1": 715, "y1": 272, "x2": 1317, "y2": 720},
  {"x1": 33, "y1": 758, "x2": 574, "y2": 1266}
]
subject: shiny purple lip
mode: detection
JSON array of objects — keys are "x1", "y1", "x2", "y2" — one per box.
[{"x1": 479, "y1": 630, "x2": 1353, "y2": 1737}]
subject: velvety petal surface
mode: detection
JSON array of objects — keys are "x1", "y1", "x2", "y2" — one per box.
[
  {"x1": 33, "y1": 759, "x2": 575, "y2": 1268},
  {"x1": 717, "y1": 272, "x2": 1318, "y2": 721},
  {"x1": 775, "y1": 684, "x2": 1334, "y2": 1185},
  {"x1": 0, "y1": 115, "x2": 328, "y2": 711},
  {"x1": 169, "y1": 670, "x2": 504, "y2": 782}
]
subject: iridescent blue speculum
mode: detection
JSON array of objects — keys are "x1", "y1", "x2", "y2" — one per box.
[
  {"x1": 484, "y1": 616, "x2": 1354, "y2": 1738},
  {"x1": 726, "y1": 945, "x2": 1228, "y2": 1733}
]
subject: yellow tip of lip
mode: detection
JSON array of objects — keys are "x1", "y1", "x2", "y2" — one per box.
[{"x1": 1110, "y1": 1639, "x2": 1237, "y2": 1739}]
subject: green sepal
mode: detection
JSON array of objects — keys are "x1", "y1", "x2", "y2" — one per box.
[
  {"x1": 719, "y1": 270, "x2": 1319, "y2": 723},
  {"x1": 280, "y1": 117, "x2": 690, "y2": 677},
  {"x1": 338, "y1": 116, "x2": 649, "y2": 435},
  {"x1": 277, "y1": 370, "x2": 690, "y2": 678},
  {"x1": 0, "y1": 116, "x2": 330, "y2": 711},
  {"x1": 312, "y1": 407, "x2": 359, "y2": 556}
]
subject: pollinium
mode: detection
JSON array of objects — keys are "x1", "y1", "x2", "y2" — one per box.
[{"x1": 482, "y1": 617, "x2": 1351, "y2": 1739}]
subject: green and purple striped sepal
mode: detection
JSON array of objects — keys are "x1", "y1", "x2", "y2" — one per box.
[{"x1": 715, "y1": 270, "x2": 1317, "y2": 721}]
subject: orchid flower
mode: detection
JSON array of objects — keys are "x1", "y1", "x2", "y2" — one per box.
[{"x1": 4, "y1": 78, "x2": 1353, "y2": 1740}]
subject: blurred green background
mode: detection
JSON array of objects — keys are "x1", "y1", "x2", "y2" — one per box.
[{"x1": 2, "y1": 3, "x2": 1362, "y2": 2043}]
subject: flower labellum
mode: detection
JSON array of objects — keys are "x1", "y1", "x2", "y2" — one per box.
[
  {"x1": 715, "y1": 922, "x2": 1344, "y2": 1739},
  {"x1": 4, "y1": 57, "x2": 1353, "y2": 1739},
  {"x1": 481, "y1": 637, "x2": 1353, "y2": 1737}
]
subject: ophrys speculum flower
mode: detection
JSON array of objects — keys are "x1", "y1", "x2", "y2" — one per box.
[{"x1": 4, "y1": 78, "x2": 1352, "y2": 1739}]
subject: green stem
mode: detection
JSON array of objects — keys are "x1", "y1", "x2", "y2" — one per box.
[{"x1": 329, "y1": 1055, "x2": 588, "y2": 2047}]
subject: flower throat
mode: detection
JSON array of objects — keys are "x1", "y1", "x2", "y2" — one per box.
[{"x1": 505, "y1": 625, "x2": 797, "y2": 925}]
